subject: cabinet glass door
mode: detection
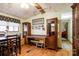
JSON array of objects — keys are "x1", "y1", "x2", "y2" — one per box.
[
  {"x1": 51, "y1": 23, "x2": 55, "y2": 32},
  {"x1": 24, "y1": 25, "x2": 28, "y2": 32}
]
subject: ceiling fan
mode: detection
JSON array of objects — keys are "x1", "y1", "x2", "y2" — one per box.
[{"x1": 33, "y1": 3, "x2": 45, "y2": 14}]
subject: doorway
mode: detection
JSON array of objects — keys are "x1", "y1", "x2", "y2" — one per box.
[{"x1": 60, "y1": 20, "x2": 72, "y2": 51}]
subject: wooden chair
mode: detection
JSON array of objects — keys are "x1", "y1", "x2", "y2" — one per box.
[
  {"x1": 7, "y1": 35, "x2": 21, "y2": 56},
  {"x1": 15, "y1": 35, "x2": 21, "y2": 54},
  {"x1": 0, "y1": 35, "x2": 21, "y2": 56},
  {"x1": 0, "y1": 39, "x2": 8, "y2": 56}
]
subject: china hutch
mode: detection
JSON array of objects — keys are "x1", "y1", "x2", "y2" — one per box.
[
  {"x1": 22, "y1": 22, "x2": 31, "y2": 44},
  {"x1": 46, "y1": 18, "x2": 58, "y2": 50}
]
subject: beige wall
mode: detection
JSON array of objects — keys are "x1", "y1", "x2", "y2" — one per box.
[
  {"x1": 0, "y1": 11, "x2": 72, "y2": 48},
  {"x1": 0, "y1": 12, "x2": 24, "y2": 45},
  {"x1": 22, "y1": 11, "x2": 62, "y2": 48},
  {"x1": 0, "y1": 12, "x2": 23, "y2": 35},
  {"x1": 23, "y1": 11, "x2": 61, "y2": 35},
  {"x1": 61, "y1": 19, "x2": 72, "y2": 43},
  {"x1": 61, "y1": 12, "x2": 72, "y2": 43}
]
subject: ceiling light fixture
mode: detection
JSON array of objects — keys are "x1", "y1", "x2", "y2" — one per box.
[
  {"x1": 30, "y1": 3, "x2": 35, "y2": 6},
  {"x1": 21, "y1": 3, "x2": 29, "y2": 9}
]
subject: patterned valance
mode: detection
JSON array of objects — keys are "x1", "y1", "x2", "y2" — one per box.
[{"x1": 0, "y1": 15, "x2": 20, "y2": 23}]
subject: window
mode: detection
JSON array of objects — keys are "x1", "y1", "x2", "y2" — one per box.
[
  {"x1": 8, "y1": 26, "x2": 19, "y2": 31},
  {"x1": 0, "y1": 25, "x2": 6, "y2": 31},
  {"x1": 14, "y1": 26, "x2": 19, "y2": 31},
  {"x1": 0, "y1": 21, "x2": 19, "y2": 32},
  {"x1": 0, "y1": 21, "x2": 7, "y2": 31},
  {"x1": 24, "y1": 25, "x2": 27, "y2": 31},
  {"x1": 8, "y1": 22, "x2": 19, "y2": 31},
  {"x1": 8, "y1": 26, "x2": 14, "y2": 31}
]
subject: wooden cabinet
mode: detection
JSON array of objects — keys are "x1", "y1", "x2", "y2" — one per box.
[
  {"x1": 22, "y1": 22, "x2": 31, "y2": 44},
  {"x1": 71, "y1": 3, "x2": 79, "y2": 56},
  {"x1": 71, "y1": 4, "x2": 79, "y2": 39},
  {"x1": 46, "y1": 18, "x2": 58, "y2": 50},
  {"x1": 46, "y1": 36, "x2": 57, "y2": 49}
]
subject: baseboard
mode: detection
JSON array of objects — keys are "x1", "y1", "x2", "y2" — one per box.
[
  {"x1": 68, "y1": 39, "x2": 72, "y2": 44},
  {"x1": 57, "y1": 47, "x2": 62, "y2": 49}
]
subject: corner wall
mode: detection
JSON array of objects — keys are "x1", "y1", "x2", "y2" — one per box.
[
  {"x1": 22, "y1": 11, "x2": 62, "y2": 48},
  {"x1": 0, "y1": 12, "x2": 23, "y2": 34}
]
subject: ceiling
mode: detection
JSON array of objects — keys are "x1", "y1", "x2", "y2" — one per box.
[{"x1": 0, "y1": 3, "x2": 72, "y2": 19}]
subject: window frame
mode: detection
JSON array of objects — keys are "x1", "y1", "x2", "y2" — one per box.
[
  {"x1": 8, "y1": 26, "x2": 19, "y2": 32},
  {"x1": 0, "y1": 25, "x2": 7, "y2": 31},
  {"x1": 0, "y1": 21, "x2": 20, "y2": 32}
]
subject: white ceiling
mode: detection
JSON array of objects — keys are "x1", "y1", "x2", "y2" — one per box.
[{"x1": 0, "y1": 3, "x2": 72, "y2": 19}]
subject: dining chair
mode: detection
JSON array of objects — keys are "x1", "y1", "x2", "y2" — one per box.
[
  {"x1": 7, "y1": 35, "x2": 21, "y2": 56},
  {"x1": 0, "y1": 35, "x2": 21, "y2": 56},
  {"x1": 0, "y1": 39, "x2": 7, "y2": 56}
]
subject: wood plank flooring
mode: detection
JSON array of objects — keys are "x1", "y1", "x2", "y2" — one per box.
[{"x1": 18, "y1": 45, "x2": 72, "y2": 56}]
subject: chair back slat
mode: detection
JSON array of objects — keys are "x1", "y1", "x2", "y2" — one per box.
[{"x1": 0, "y1": 35, "x2": 21, "y2": 56}]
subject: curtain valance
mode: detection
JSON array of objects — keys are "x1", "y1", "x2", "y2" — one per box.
[{"x1": 0, "y1": 15, "x2": 20, "y2": 23}]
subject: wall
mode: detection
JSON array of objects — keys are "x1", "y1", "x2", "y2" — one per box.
[
  {"x1": 22, "y1": 11, "x2": 62, "y2": 48},
  {"x1": 68, "y1": 19, "x2": 72, "y2": 43},
  {"x1": 0, "y1": 12, "x2": 24, "y2": 45},
  {"x1": 23, "y1": 11, "x2": 61, "y2": 35},
  {"x1": 0, "y1": 12, "x2": 23, "y2": 35},
  {"x1": 61, "y1": 12, "x2": 72, "y2": 43}
]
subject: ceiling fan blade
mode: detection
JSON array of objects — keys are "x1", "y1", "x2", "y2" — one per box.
[{"x1": 34, "y1": 3, "x2": 45, "y2": 14}]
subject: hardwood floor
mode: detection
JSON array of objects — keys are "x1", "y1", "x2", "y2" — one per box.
[
  {"x1": 62, "y1": 40, "x2": 72, "y2": 51},
  {"x1": 18, "y1": 45, "x2": 72, "y2": 56}
]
